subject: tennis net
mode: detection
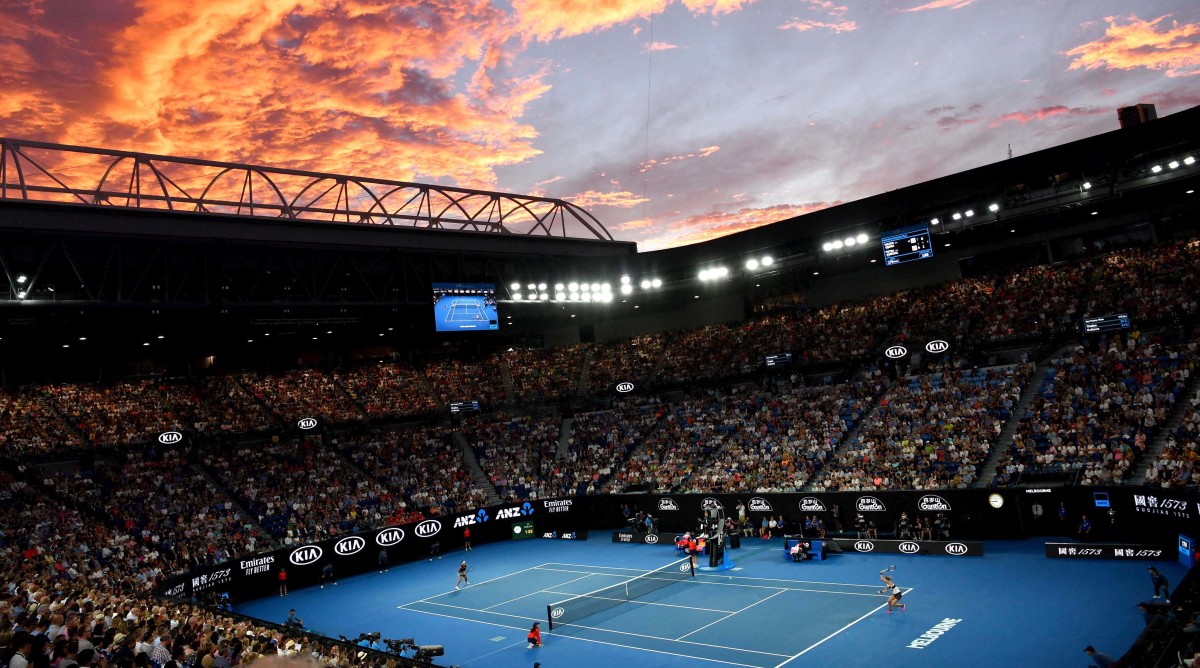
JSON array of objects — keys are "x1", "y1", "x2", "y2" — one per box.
[{"x1": 546, "y1": 557, "x2": 694, "y2": 630}]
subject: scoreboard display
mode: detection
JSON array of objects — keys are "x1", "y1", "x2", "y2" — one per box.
[
  {"x1": 1082, "y1": 313, "x2": 1131, "y2": 334},
  {"x1": 765, "y1": 353, "x2": 793, "y2": 368},
  {"x1": 450, "y1": 400, "x2": 480, "y2": 414},
  {"x1": 881, "y1": 224, "x2": 934, "y2": 266}
]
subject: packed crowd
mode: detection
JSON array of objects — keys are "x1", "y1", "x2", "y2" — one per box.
[
  {"x1": 336, "y1": 427, "x2": 485, "y2": 519},
  {"x1": 0, "y1": 472, "x2": 396, "y2": 668},
  {"x1": 1000, "y1": 334, "x2": 1194, "y2": 485},
  {"x1": 463, "y1": 416, "x2": 560, "y2": 502},
  {"x1": 204, "y1": 437, "x2": 395, "y2": 543},
  {"x1": 1146, "y1": 382, "x2": 1200, "y2": 488},
  {"x1": 42, "y1": 452, "x2": 271, "y2": 577},
  {"x1": 0, "y1": 240, "x2": 1195, "y2": 455},
  {"x1": 817, "y1": 364, "x2": 1032, "y2": 491},
  {"x1": 504, "y1": 346, "x2": 586, "y2": 403},
  {"x1": 552, "y1": 398, "x2": 665, "y2": 496}
]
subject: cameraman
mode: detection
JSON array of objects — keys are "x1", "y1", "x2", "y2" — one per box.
[{"x1": 356, "y1": 635, "x2": 382, "y2": 652}]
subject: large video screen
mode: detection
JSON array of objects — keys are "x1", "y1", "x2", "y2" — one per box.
[
  {"x1": 432, "y1": 283, "x2": 499, "y2": 332},
  {"x1": 881, "y1": 224, "x2": 933, "y2": 266}
]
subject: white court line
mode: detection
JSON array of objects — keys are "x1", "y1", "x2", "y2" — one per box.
[
  {"x1": 535, "y1": 567, "x2": 886, "y2": 597},
  {"x1": 541, "y1": 590, "x2": 735, "y2": 614},
  {"x1": 396, "y1": 604, "x2": 767, "y2": 668},
  {"x1": 457, "y1": 639, "x2": 529, "y2": 666},
  {"x1": 404, "y1": 599, "x2": 788, "y2": 658},
  {"x1": 538, "y1": 563, "x2": 882, "y2": 587},
  {"x1": 676, "y1": 590, "x2": 787, "y2": 641},
  {"x1": 396, "y1": 563, "x2": 548, "y2": 608},
  {"x1": 484, "y1": 573, "x2": 596, "y2": 610},
  {"x1": 771, "y1": 587, "x2": 915, "y2": 668}
]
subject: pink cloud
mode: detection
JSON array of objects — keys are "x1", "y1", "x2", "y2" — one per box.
[
  {"x1": 645, "y1": 41, "x2": 680, "y2": 52},
  {"x1": 779, "y1": 19, "x2": 857, "y2": 33},
  {"x1": 989, "y1": 105, "x2": 1108, "y2": 126},
  {"x1": 567, "y1": 189, "x2": 649, "y2": 209},
  {"x1": 1064, "y1": 14, "x2": 1200, "y2": 78},
  {"x1": 899, "y1": 0, "x2": 980, "y2": 12}
]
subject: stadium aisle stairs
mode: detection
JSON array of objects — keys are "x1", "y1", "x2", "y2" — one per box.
[
  {"x1": 802, "y1": 383, "x2": 889, "y2": 492},
  {"x1": 191, "y1": 462, "x2": 277, "y2": 546},
  {"x1": 557, "y1": 417, "x2": 573, "y2": 459},
  {"x1": 577, "y1": 347, "x2": 594, "y2": 395},
  {"x1": 1132, "y1": 371, "x2": 1200, "y2": 482},
  {"x1": 973, "y1": 360, "x2": 1050, "y2": 488},
  {"x1": 498, "y1": 357, "x2": 518, "y2": 406},
  {"x1": 454, "y1": 429, "x2": 502, "y2": 505}
]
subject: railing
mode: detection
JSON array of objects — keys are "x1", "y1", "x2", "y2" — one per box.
[{"x1": 0, "y1": 137, "x2": 613, "y2": 240}]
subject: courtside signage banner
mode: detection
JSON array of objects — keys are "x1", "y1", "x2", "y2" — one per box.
[
  {"x1": 1044, "y1": 543, "x2": 1172, "y2": 560},
  {"x1": 511, "y1": 520, "x2": 535, "y2": 540},
  {"x1": 612, "y1": 531, "x2": 665, "y2": 545},
  {"x1": 834, "y1": 538, "x2": 983, "y2": 557}
]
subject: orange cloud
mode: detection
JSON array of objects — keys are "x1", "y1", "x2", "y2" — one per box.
[
  {"x1": 646, "y1": 41, "x2": 681, "y2": 52},
  {"x1": 989, "y1": 105, "x2": 1108, "y2": 126},
  {"x1": 638, "y1": 145, "x2": 721, "y2": 173},
  {"x1": 612, "y1": 218, "x2": 655, "y2": 231},
  {"x1": 0, "y1": 0, "x2": 555, "y2": 191},
  {"x1": 514, "y1": 0, "x2": 753, "y2": 41},
  {"x1": 637, "y1": 201, "x2": 839, "y2": 250},
  {"x1": 899, "y1": 0, "x2": 979, "y2": 12},
  {"x1": 778, "y1": 19, "x2": 857, "y2": 33},
  {"x1": 1064, "y1": 14, "x2": 1200, "y2": 78},
  {"x1": 566, "y1": 190, "x2": 650, "y2": 209}
]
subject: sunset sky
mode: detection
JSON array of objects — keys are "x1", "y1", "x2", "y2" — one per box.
[{"x1": 2, "y1": 0, "x2": 1199, "y2": 250}]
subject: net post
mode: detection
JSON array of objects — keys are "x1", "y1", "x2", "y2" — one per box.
[{"x1": 546, "y1": 604, "x2": 555, "y2": 631}]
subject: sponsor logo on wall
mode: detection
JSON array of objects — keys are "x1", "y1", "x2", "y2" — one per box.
[
  {"x1": 334, "y1": 536, "x2": 366, "y2": 556},
  {"x1": 1133, "y1": 494, "x2": 1192, "y2": 520},
  {"x1": 702, "y1": 497, "x2": 724, "y2": 510},
  {"x1": 289, "y1": 545, "x2": 323, "y2": 566},
  {"x1": 240, "y1": 556, "x2": 275, "y2": 575},
  {"x1": 944, "y1": 543, "x2": 969, "y2": 556},
  {"x1": 924, "y1": 340, "x2": 950, "y2": 354},
  {"x1": 297, "y1": 417, "x2": 318, "y2": 430},
  {"x1": 192, "y1": 567, "x2": 232, "y2": 593},
  {"x1": 748, "y1": 497, "x2": 773, "y2": 512},
  {"x1": 616, "y1": 382, "x2": 635, "y2": 393},
  {"x1": 658, "y1": 498, "x2": 680, "y2": 511},
  {"x1": 854, "y1": 540, "x2": 875, "y2": 552},
  {"x1": 542, "y1": 500, "x2": 571, "y2": 514},
  {"x1": 918, "y1": 495, "x2": 952, "y2": 512},
  {"x1": 885, "y1": 345, "x2": 908, "y2": 359},
  {"x1": 414, "y1": 520, "x2": 442, "y2": 538},
  {"x1": 898, "y1": 542, "x2": 920, "y2": 554},
  {"x1": 158, "y1": 431, "x2": 183, "y2": 445},
  {"x1": 644, "y1": 534, "x2": 659, "y2": 544},
  {"x1": 857, "y1": 496, "x2": 886, "y2": 512},
  {"x1": 374, "y1": 528, "x2": 405, "y2": 547},
  {"x1": 799, "y1": 497, "x2": 827, "y2": 512}
]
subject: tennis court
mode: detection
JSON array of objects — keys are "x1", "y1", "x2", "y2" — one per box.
[
  {"x1": 439, "y1": 298, "x2": 489, "y2": 323},
  {"x1": 236, "y1": 535, "x2": 1177, "y2": 668},
  {"x1": 398, "y1": 559, "x2": 898, "y2": 667}
]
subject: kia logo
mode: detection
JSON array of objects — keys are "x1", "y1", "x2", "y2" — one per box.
[
  {"x1": 925, "y1": 339, "x2": 950, "y2": 354},
  {"x1": 289, "y1": 545, "x2": 323, "y2": 566},
  {"x1": 945, "y1": 543, "x2": 968, "y2": 556},
  {"x1": 297, "y1": 417, "x2": 318, "y2": 430},
  {"x1": 158, "y1": 431, "x2": 183, "y2": 445},
  {"x1": 335, "y1": 536, "x2": 366, "y2": 556},
  {"x1": 854, "y1": 541, "x2": 875, "y2": 552},
  {"x1": 885, "y1": 345, "x2": 907, "y2": 359},
  {"x1": 414, "y1": 520, "x2": 442, "y2": 538},
  {"x1": 899, "y1": 542, "x2": 920, "y2": 554},
  {"x1": 645, "y1": 535, "x2": 659, "y2": 544},
  {"x1": 551, "y1": 607, "x2": 565, "y2": 619},
  {"x1": 375, "y1": 528, "x2": 405, "y2": 546},
  {"x1": 616, "y1": 382, "x2": 635, "y2": 393}
]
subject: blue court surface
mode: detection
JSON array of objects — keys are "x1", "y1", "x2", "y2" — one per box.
[
  {"x1": 237, "y1": 536, "x2": 1181, "y2": 667},
  {"x1": 433, "y1": 296, "x2": 497, "y2": 331}
]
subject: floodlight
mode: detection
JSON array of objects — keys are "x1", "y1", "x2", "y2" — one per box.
[
  {"x1": 568, "y1": 282, "x2": 579, "y2": 291},
  {"x1": 844, "y1": 237, "x2": 856, "y2": 247},
  {"x1": 640, "y1": 279, "x2": 652, "y2": 289},
  {"x1": 555, "y1": 283, "x2": 565, "y2": 291},
  {"x1": 569, "y1": 292, "x2": 580, "y2": 301},
  {"x1": 1082, "y1": 182, "x2": 1092, "y2": 190},
  {"x1": 527, "y1": 283, "x2": 536, "y2": 291},
  {"x1": 831, "y1": 240, "x2": 844, "y2": 250},
  {"x1": 745, "y1": 259, "x2": 759, "y2": 270},
  {"x1": 601, "y1": 283, "x2": 611, "y2": 292},
  {"x1": 537, "y1": 283, "x2": 547, "y2": 291},
  {"x1": 698, "y1": 269, "x2": 710, "y2": 281},
  {"x1": 510, "y1": 282, "x2": 520, "y2": 291},
  {"x1": 16, "y1": 275, "x2": 27, "y2": 284},
  {"x1": 600, "y1": 292, "x2": 613, "y2": 302},
  {"x1": 651, "y1": 278, "x2": 662, "y2": 288},
  {"x1": 590, "y1": 283, "x2": 601, "y2": 292},
  {"x1": 513, "y1": 294, "x2": 522, "y2": 301},
  {"x1": 1184, "y1": 156, "x2": 1195, "y2": 165},
  {"x1": 854, "y1": 235, "x2": 866, "y2": 245},
  {"x1": 930, "y1": 218, "x2": 940, "y2": 226},
  {"x1": 1169, "y1": 161, "x2": 1180, "y2": 170},
  {"x1": 582, "y1": 292, "x2": 592, "y2": 302},
  {"x1": 822, "y1": 242, "x2": 833, "y2": 252},
  {"x1": 580, "y1": 283, "x2": 590, "y2": 292},
  {"x1": 952, "y1": 213, "x2": 962, "y2": 220},
  {"x1": 620, "y1": 284, "x2": 633, "y2": 295},
  {"x1": 1151, "y1": 165, "x2": 1162, "y2": 173},
  {"x1": 964, "y1": 209, "x2": 974, "y2": 217},
  {"x1": 988, "y1": 203, "x2": 999, "y2": 212},
  {"x1": 762, "y1": 256, "x2": 774, "y2": 266},
  {"x1": 539, "y1": 293, "x2": 549, "y2": 300},
  {"x1": 620, "y1": 275, "x2": 631, "y2": 285}
]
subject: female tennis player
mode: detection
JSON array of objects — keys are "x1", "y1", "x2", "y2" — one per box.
[
  {"x1": 454, "y1": 560, "x2": 470, "y2": 590},
  {"x1": 881, "y1": 574, "x2": 905, "y2": 613}
]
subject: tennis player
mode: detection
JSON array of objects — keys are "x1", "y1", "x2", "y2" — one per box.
[
  {"x1": 880, "y1": 574, "x2": 905, "y2": 613},
  {"x1": 454, "y1": 560, "x2": 470, "y2": 590}
]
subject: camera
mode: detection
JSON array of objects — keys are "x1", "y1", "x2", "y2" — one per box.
[{"x1": 383, "y1": 638, "x2": 415, "y2": 653}]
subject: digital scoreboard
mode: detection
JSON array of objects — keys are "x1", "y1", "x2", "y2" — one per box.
[
  {"x1": 765, "y1": 353, "x2": 793, "y2": 368},
  {"x1": 1082, "y1": 313, "x2": 1131, "y2": 334},
  {"x1": 449, "y1": 400, "x2": 480, "y2": 414},
  {"x1": 881, "y1": 224, "x2": 933, "y2": 266}
]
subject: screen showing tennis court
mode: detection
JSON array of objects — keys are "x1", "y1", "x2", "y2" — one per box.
[{"x1": 432, "y1": 283, "x2": 499, "y2": 332}]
